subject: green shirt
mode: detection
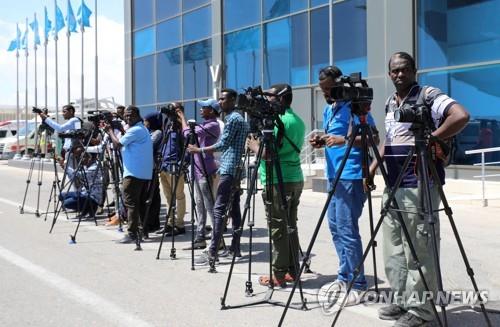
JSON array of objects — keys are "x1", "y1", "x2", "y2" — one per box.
[{"x1": 259, "y1": 107, "x2": 305, "y2": 185}]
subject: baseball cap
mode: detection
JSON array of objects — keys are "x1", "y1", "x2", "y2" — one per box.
[{"x1": 197, "y1": 98, "x2": 220, "y2": 113}]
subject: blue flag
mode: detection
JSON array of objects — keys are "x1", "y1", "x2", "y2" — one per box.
[
  {"x1": 54, "y1": 2, "x2": 66, "y2": 35},
  {"x1": 44, "y1": 6, "x2": 52, "y2": 41},
  {"x1": 30, "y1": 14, "x2": 41, "y2": 46},
  {"x1": 77, "y1": 0, "x2": 92, "y2": 29},
  {"x1": 21, "y1": 21, "x2": 28, "y2": 50},
  {"x1": 66, "y1": 0, "x2": 77, "y2": 33},
  {"x1": 7, "y1": 25, "x2": 21, "y2": 51}
]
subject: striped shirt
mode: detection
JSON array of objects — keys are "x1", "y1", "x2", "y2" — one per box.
[
  {"x1": 213, "y1": 110, "x2": 249, "y2": 177},
  {"x1": 384, "y1": 84, "x2": 457, "y2": 187}
]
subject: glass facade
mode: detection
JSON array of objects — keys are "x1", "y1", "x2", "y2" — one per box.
[{"x1": 417, "y1": 0, "x2": 500, "y2": 165}]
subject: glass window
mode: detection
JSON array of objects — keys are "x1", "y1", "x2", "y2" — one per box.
[
  {"x1": 157, "y1": 48, "x2": 182, "y2": 103},
  {"x1": 183, "y1": 39, "x2": 212, "y2": 99},
  {"x1": 310, "y1": 7, "x2": 329, "y2": 83},
  {"x1": 157, "y1": 0, "x2": 181, "y2": 20},
  {"x1": 138, "y1": 106, "x2": 157, "y2": 117},
  {"x1": 224, "y1": 26, "x2": 262, "y2": 91},
  {"x1": 224, "y1": 0, "x2": 260, "y2": 31},
  {"x1": 263, "y1": 0, "x2": 308, "y2": 20},
  {"x1": 134, "y1": 27, "x2": 155, "y2": 58},
  {"x1": 264, "y1": 14, "x2": 309, "y2": 88},
  {"x1": 134, "y1": 55, "x2": 155, "y2": 105},
  {"x1": 333, "y1": 0, "x2": 367, "y2": 77},
  {"x1": 418, "y1": 64, "x2": 500, "y2": 165},
  {"x1": 157, "y1": 18, "x2": 181, "y2": 50},
  {"x1": 183, "y1": 0, "x2": 210, "y2": 11},
  {"x1": 311, "y1": 0, "x2": 328, "y2": 7},
  {"x1": 133, "y1": 0, "x2": 153, "y2": 30},
  {"x1": 418, "y1": 0, "x2": 500, "y2": 69},
  {"x1": 182, "y1": 100, "x2": 198, "y2": 120},
  {"x1": 183, "y1": 6, "x2": 211, "y2": 43}
]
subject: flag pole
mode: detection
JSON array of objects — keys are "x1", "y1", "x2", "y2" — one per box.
[
  {"x1": 15, "y1": 23, "x2": 21, "y2": 160},
  {"x1": 67, "y1": 4, "x2": 71, "y2": 106},
  {"x1": 23, "y1": 17, "x2": 30, "y2": 160},
  {"x1": 80, "y1": 0, "x2": 84, "y2": 118},
  {"x1": 55, "y1": 0, "x2": 60, "y2": 124},
  {"x1": 94, "y1": 0, "x2": 98, "y2": 111},
  {"x1": 34, "y1": 13, "x2": 39, "y2": 157}
]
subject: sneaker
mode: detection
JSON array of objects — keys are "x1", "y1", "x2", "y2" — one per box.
[
  {"x1": 338, "y1": 288, "x2": 367, "y2": 307},
  {"x1": 183, "y1": 239, "x2": 207, "y2": 250},
  {"x1": 194, "y1": 251, "x2": 215, "y2": 266},
  {"x1": 115, "y1": 234, "x2": 136, "y2": 244},
  {"x1": 378, "y1": 304, "x2": 407, "y2": 321},
  {"x1": 321, "y1": 279, "x2": 347, "y2": 294},
  {"x1": 394, "y1": 312, "x2": 431, "y2": 327},
  {"x1": 166, "y1": 226, "x2": 186, "y2": 236},
  {"x1": 218, "y1": 247, "x2": 230, "y2": 258},
  {"x1": 155, "y1": 225, "x2": 173, "y2": 235}
]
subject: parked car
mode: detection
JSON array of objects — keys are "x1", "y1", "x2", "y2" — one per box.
[{"x1": 0, "y1": 122, "x2": 38, "y2": 159}]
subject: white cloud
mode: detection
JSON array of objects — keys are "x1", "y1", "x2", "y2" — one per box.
[{"x1": 0, "y1": 16, "x2": 124, "y2": 108}]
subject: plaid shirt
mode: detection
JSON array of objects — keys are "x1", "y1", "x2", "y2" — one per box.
[{"x1": 213, "y1": 110, "x2": 249, "y2": 177}]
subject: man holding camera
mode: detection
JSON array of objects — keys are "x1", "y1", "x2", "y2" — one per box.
[
  {"x1": 36, "y1": 104, "x2": 82, "y2": 163},
  {"x1": 310, "y1": 66, "x2": 378, "y2": 304},
  {"x1": 370, "y1": 52, "x2": 469, "y2": 327},
  {"x1": 105, "y1": 106, "x2": 153, "y2": 244},
  {"x1": 178, "y1": 99, "x2": 221, "y2": 249},
  {"x1": 189, "y1": 88, "x2": 249, "y2": 266},
  {"x1": 157, "y1": 102, "x2": 187, "y2": 236},
  {"x1": 246, "y1": 84, "x2": 305, "y2": 287}
]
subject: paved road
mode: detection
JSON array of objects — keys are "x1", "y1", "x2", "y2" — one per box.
[{"x1": 0, "y1": 161, "x2": 498, "y2": 326}]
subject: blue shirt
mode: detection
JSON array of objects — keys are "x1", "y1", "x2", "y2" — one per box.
[
  {"x1": 44, "y1": 116, "x2": 82, "y2": 150},
  {"x1": 323, "y1": 102, "x2": 376, "y2": 181},
  {"x1": 213, "y1": 110, "x2": 249, "y2": 177},
  {"x1": 120, "y1": 121, "x2": 153, "y2": 180}
]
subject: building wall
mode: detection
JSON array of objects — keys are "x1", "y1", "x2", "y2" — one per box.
[{"x1": 124, "y1": 0, "x2": 500, "y2": 168}]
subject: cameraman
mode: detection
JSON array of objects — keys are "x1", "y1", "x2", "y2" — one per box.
[
  {"x1": 105, "y1": 106, "x2": 153, "y2": 244},
  {"x1": 36, "y1": 104, "x2": 82, "y2": 162},
  {"x1": 246, "y1": 84, "x2": 305, "y2": 287},
  {"x1": 178, "y1": 99, "x2": 221, "y2": 249},
  {"x1": 188, "y1": 88, "x2": 249, "y2": 265},
  {"x1": 310, "y1": 66, "x2": 378, "y2": 304},
  {"x1": 156, "y1": 102, "x2": 186, "y2": 236},
  {"x1": 370, "y1": 52, "x2": 469, "y2": 327}
]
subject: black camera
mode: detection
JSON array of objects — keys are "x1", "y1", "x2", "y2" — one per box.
[
  {"x1": 58, "y1": 130, "x2": 88, "y2": 139},
  {"x1": 394, "y1": 104, "x2": 433, "y2": 126},
  {"x1": 330, "y1": 72, "x2": 373, "y2": 105},
  {"x1": 236, "y1": 86, "x2": 285, "y2": 119},
  {"x1": 160, "y1": 104, "x2": 178, "y2": 117},
  {"x1": 32, "y1": 107, "x2": 43, "y2": 114}
]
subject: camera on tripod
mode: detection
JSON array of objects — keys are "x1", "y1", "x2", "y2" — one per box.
[
  {"x1": 58, "y1": 130, "x2": 89, "y2": 139},
  {"x1": 87, "y1": 110, "x2": 122, "y2": 130},
  {"x1": 160, "y1": 103, "x2": 179, "y2": 119},
  {"x1": 236, "y1": 86, "x2": 286, "y2": 119},
  {"x1": 330, "y1": 72, "x2": 373, "y2": 115},
  {"x1": 394, "y1": 104, "x2": 433, "y2": 127}
]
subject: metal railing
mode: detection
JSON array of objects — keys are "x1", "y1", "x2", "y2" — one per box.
[
  {"x1": 464, "y1": 146, "x2": 500, "y2": 207},
  {"x1": 300, "y1": 129, "x2": 325, "y2": 176}
]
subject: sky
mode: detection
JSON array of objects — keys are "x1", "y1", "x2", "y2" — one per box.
[{"x1": 0, "y1": 0, "x2": 124, "y2": 108}]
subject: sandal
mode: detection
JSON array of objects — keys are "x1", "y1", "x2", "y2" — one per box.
[{"x1": 258, "y1": 275, "x2": 286, "y2": 288}]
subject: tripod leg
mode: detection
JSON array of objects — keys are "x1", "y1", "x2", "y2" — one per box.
[
  {"x1": 43, "y1": 181, "x2": 56, "y2": 221},
  {"x1": 428, "y1": 157, "x2": 492, "y2": 327},
  {"x1": 20, "y1": 157, "x2": 36, "y2": 214},
  {"x1": 35, "y1": 156, "x2": 44, "y2": 217}
]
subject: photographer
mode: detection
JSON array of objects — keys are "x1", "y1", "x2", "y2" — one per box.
[
  {"x1": 36, "y1": 104, "x2": 82, "y2": 163},
  {"x1": 156, "y1": 102, "x2": 186, "y2": 236},
  {"x1": 105, "y1": 106, "x2": 153, "y2": 244},
  {"x1": 178, "y1": 99, "x2": 221, "y2": 249},
  {"x1": 370, "y1": 52, "x2": 469, "y2": 326},
  {"x1": 189, "y1": 88, "x2": 249, "y2": 265},
  {"x1": 310, "y1": 66, "x2": 378, "y2": 304},
  {"x1": 59, "y1": 149, "x2": 103, "y2": 218},
  {"x1": 246, "y1": 84, "x2": 305, "y2": 288}
]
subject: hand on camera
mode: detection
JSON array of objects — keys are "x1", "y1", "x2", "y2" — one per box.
[
  {"x1": 187, "y1": 144, "x2": 200, "y2": 153},
  {"x1": 246, "y1": 136, "x2": 259, "y2": 153},
  {"x1": 309, "y1": 134, "x2": 325, "y2": 148}
]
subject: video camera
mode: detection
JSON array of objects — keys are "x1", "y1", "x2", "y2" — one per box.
[
  {"x1": 87, "y1": 110, "x2": 122, "y2": 130},
  {"x1": 159, "y1": 103, "x2": 178, "y2": 118},
  {"x1": 32, "y1": 107, "x2": 55, "y2": 134},
  {"x1": 330, "y1": 72, "x2": 373, "y2": 115},
  {"x1": 236, "y1": 86, "x2": 285, "y2": 119},
  {"x1": 394, "y1": 104, "x2": 434, "y2": 127}
]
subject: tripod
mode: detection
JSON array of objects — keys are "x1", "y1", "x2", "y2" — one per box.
[
  {"x1": 20, "y1": 128, "x2": 49, "y2": 216},
  {"x1": 220, "y1": 122, "x2": 307, "y2": 311},
  {"x1": 43, "y1": 147, "x2": 71, "y2": 223}
]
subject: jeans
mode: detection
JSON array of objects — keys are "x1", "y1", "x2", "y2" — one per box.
[
  {"x1": 327, "y1": 179, "x2": 367, "y2": 290},
  {"x1": 194, "y1": 174, "x2": 218, "y2": 240},
  {"x1": 122, "y1": 176, "x2": 149, "y2": 236},
  {"x1": 59, "y1": 191, "x2": 96, "y2": 214},
  {"x1": 208, "y1": 174, "x2": 241, "y2": 256}
]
